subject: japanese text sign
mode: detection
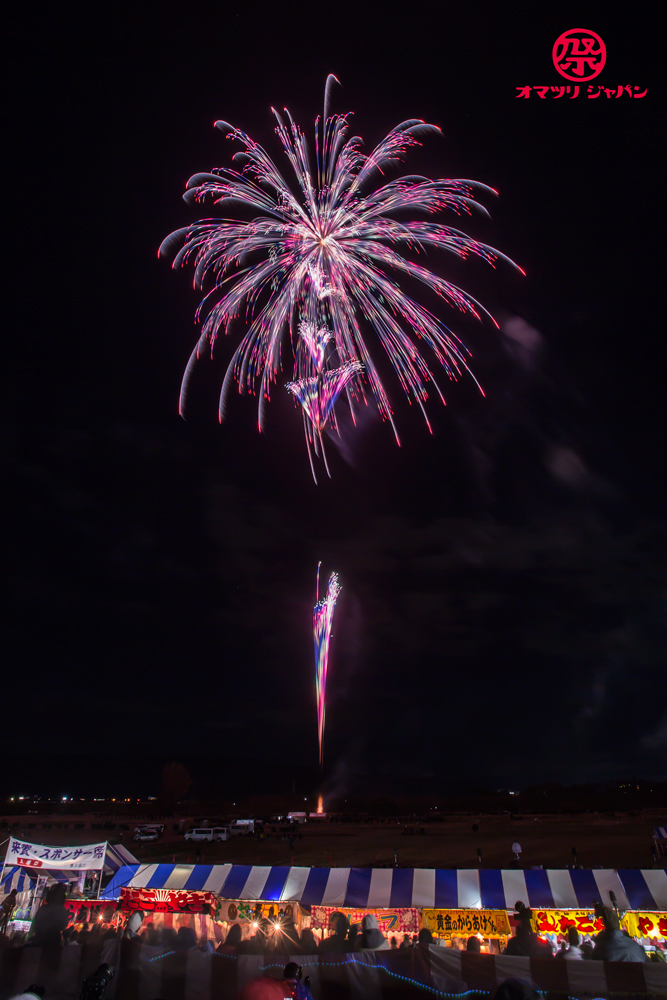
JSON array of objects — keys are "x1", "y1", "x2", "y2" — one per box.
[
  {"x1": 422, "y1": 908, "x2": 510, "y2": 939},
  {"x1": 120, "y1": 887, "x2": 218, "y2": 914},
  {"x1": 623, "y1": 912, "x2": 667, "y2": 940},
  {"x1": 5, "y1": 840, "x2": 106, "y2": 871}
]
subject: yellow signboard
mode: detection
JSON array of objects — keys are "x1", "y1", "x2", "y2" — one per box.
[
  {"x1": 422, "y1": 908, "x2": 510, "y2": 939},
  {"x1": 532, "y1": 910, "x2": 602, "y2": 936},
  {"x1": 623, "y1": 912, "x2": 667, "y2": 940}
]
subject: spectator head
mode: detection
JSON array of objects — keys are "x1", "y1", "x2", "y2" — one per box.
[
  {"x1": 299, "y1": 928, "x2": 317, "y2": 953},
  {"x1": 224, "y1": 923, "x2": 242, "y2": 948},
  {"x1": 418, "y1": 928, "x2": 433, "y2": 944},
  {"x1": 466, "y1": 936, "x2": 481, "y2": 952},
  {"x1": 567, "y1": 927, "x2": 580, "y2": 947},
  {"x1": 600, "y1": 907, "x2": 620, "y2": 931},
  {"x1": 176, "y1": 925, "x2": 197, "y2": 950},
  {"x1": 492, "y1": 979, "x2": 538, "y2": 1000}
]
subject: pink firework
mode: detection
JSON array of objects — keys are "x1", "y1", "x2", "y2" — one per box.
[
  {"x1": 314, "y1": 563, "x2": 341, "y2": 767},
  {"x1": 160, "y1": 74, "x2": 521, "y2": 476}
]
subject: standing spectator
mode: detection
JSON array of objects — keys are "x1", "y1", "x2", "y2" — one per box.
[
  {"x1": 592, "y1": 908, "x2": 647, "y2": 962},
  {"x1": 319, "y1": 912, "x2": 349, "y2": 953},
  {"x1": 29, "y1": 886, "x2": 70, "y2": 947},
  {"x1": 0, "y1": 890, "x2": 17, "y2": 934},
  {"x1": 561, "y1": 928, "x2": 584, "y2": 959},
  {"x1": 356, "y1": 914, "x2": 390, "y2": 951}
]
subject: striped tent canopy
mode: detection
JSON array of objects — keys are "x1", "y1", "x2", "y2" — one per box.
[
  {"x1": 99, "y1": 864, "x2": 655, "y2": 911},
  {"x1": 0, "y1": 866, "x2": 44, "y2": 893},
  {"x1": 616, "y1": 869, "x2": 667, "y2": 910},
  {"x1": 655, "y1": 828, "x2": 667, "y2": 840},
  {"x1": 103, "y1": 843, "x2": 139, "y2": 874}
]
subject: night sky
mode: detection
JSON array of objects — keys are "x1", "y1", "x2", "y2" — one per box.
[{"x1": 5, "y1": 5, "x2": 663, "y2": 800}]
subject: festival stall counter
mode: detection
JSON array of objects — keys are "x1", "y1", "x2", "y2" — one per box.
[{"x1": 99, "y1": 862, "x2": 667, "y2": 950}]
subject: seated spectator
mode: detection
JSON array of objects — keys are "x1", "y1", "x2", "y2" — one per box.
[
  {"x1": 592, "y1": 908, "x2": 646, "y2": 962},
  {"x1": 283, "y1": 962, "x2": 313, "y2": 1000}
]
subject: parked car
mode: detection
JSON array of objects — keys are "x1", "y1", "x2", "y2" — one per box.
[
  {"x1": 184, "y1": 827, "x2": 229, "y2": 842},
  {"x1": 134, "y1": 830, "x2": 159, "y2": 842},
  {"x1": 134, "y1": 823, "x2": 164, "y2": 836}
]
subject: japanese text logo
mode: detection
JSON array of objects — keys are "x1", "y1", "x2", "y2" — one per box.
[
  {"x1": 516, "y1": 29, "x2": 645, "y2": 101},
  {"x1": 553, "y1": 29, "x2": 606, "y2": 82}
]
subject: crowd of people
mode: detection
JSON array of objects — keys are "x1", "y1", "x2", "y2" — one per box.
[
  {"x1": 0, "y1": 888, "x2": 662, "y2": 966},
  {"x1": 505, "y1": 902, "x2": 655, "y2": 962}
]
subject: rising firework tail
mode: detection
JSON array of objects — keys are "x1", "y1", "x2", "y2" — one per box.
[
  {"x1": 313, "y1": 563, "x2": 340, "y2": 767},
  {"x1": 160, "y1": 75, "x2": 522, "y2": 478}
]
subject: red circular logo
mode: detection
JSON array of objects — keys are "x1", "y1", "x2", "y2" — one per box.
[{"x1": 553, "y1": 29, "x2": 606, "y2": 82}]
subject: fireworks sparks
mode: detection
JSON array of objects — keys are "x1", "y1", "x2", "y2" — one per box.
[
  {"x1": 160, "y1": 75, "x2": 521, "y2": 477},
  {"x1": 314, "y1": 562, "x2": 341, "y2": 767}
]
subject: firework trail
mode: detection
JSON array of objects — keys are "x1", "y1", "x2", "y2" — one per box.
[
  {"x1": 314, "y1": 563, "x2": 341, "y2": 767},
  {"x1": 160, "y1": 75, "x2": 522, "y2": 478}
]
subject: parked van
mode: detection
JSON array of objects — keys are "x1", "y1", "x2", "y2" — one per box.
[
  {"x1": 229, "y1": 820, "x2": 257, "y2": 836},
  {"x1": 184, "y1": 827, "x2": 229, "y2": 842},
  {"x1": 134, "y1": 823, "x2": 164, "y2": 836}
]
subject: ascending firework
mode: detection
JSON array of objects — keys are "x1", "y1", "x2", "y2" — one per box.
[
  {"x1": 160, "y1": 75, "x2": 521, "y2": 478},
  {"x1": 314, "y1": 563, "x2": 341, "y2": 767}
]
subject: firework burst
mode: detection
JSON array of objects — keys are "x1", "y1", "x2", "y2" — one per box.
[{"x1": 160, "y1": 75, "x2": 521, "y2": 477}]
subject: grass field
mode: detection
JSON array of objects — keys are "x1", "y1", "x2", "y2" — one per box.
[{"x1": 5, "y1": 812, "x2": 665, "y2": 870}]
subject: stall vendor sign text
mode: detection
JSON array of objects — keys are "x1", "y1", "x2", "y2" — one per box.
[
  {"x1": 120, "y1": 887, "x2": 218, "y2": 914},
  {"x1": 623, "y1": 912, "x2": 667, "y2": 939},
  {"x1": 223, "y1": 901, "x2": 297, "y2": 923},
  {"x1": 532, "y1": 910, "x2": 603, "y2": 935},
  {"x1": 5, "y1": 840, "x2": 106, "y2": 871},
  {"x1": 422, "y1": 909, "x2": 510, "y2": 938},
  {"x1": 312, "y1": 906, "x2": 420, "y2": 936}
]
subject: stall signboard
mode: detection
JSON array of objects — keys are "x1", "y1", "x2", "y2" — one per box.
[
  {"x1": 120, "y1": 887, "x2": 218, "y2": 914},
  {"x1": 532, "y1": 910, "x2": 603, "y2": 936},
  {"x1": 422, "y1": 909, "x2": 511, "y2": 939},
  {"x1": 312, "y1": 906, "x2": 420, "y2": 936},
  {"x1": 623, "y1": 912, "x2": 667, "y2": 940},
  {"x1": 5, "y1": 840, "x2": 106, "y2": 870},
  {"x1": 221, "y1": 900, "x2": 298, "y2": 924}
]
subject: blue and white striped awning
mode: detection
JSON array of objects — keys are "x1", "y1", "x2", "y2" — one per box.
[
  {"x1": 1, "y1": 866, "x2": 38, "y2": 893},
  {"x1": 654, "y1": 827, "x2": 667, "y2": 840},
  {"x1": 100, "y1": 864, "x2": 655, "y2": 911},
  {"x1": 616, "y1": 869, "x2": 667, "y2": 910}
]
